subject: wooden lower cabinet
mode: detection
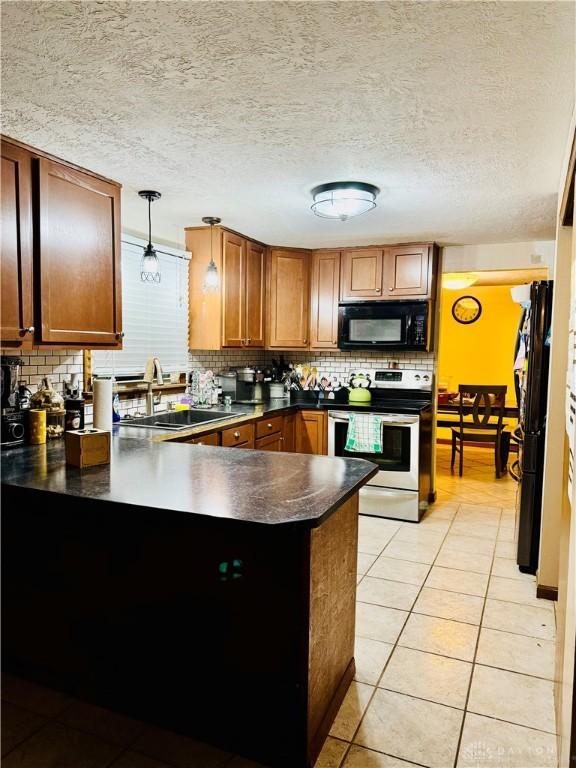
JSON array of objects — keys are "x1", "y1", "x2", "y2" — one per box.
[
  {"x1": 255, "y1": 433, "x2": 282, "y2": 451},
  {"x1": 296, "y1": 411, "x2": 327, "y2": 455},
  {"x1": 256, "y1": 415, "x2": 283, "y2": 438},
  {"x1": 221, "y1": 423, "x2": 255, "y2": 447},
  {"x1": 282, "y1": 413, "x2": 296, "y2": 453},
  {"x1": 183, "y1": 410, "x2": 328, "y2": 457},
  {"x1": 185, "y1": 432, "x2": 219, "y2": 446}
]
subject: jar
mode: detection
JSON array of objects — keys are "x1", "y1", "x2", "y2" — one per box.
[
  {"x1": 46, "y1": 408, "x2": 66, "y2": 439},
  {"x1": 65, "y1": 409, "x2": 81, "y2": 431},
  {"x1": 64, "y1": 397, "x2": 85, "y2": 429},
  {"x1": 30, "y1": 377, "x2": 65, "y2": 410}
]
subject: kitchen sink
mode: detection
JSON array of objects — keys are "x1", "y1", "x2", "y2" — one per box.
[{"x1": 121, "y1": 409, "x2": 243, "y2": 431}]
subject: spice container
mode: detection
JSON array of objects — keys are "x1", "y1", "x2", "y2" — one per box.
[
  {"x1": 64, "y1": 396, "x2": 85, "y2": 429},
  {"x1": 65, "y1": 409, "x2": 82, "y2": 431},
  {"x1": 46, "y1": 408, "x2": 66, "y2": 439}
]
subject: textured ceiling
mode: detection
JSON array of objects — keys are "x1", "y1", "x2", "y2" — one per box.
[{"x1": 1, "y1": 1, "x2": 574, "y2": 248}]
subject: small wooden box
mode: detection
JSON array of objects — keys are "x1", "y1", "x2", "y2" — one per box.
[{"x1": 65, "y1": 428, "x2": 111, "y2": 468}]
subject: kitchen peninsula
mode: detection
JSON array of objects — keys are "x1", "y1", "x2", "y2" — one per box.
[{"x1": 2, "y1": 436, "x2": 378, "y2": 768}]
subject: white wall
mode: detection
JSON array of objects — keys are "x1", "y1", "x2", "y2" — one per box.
[{"x1": 442, "y1": 241, "x2": 555, "y2": 275}]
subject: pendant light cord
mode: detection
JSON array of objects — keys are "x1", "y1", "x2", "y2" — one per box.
[
  {"x1": 209, "y1": 222, "x2": 214, "y2": 265},
  {"x1": 148, "y1": 197, "x2": 152, "y2": 248}
]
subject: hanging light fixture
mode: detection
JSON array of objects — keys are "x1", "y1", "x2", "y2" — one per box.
[
  {"x1": 138, "y1": 190, "x2": 162, "y2": 283},
  {"x1": 202, "y1": 216, "x2": 221, "y2": 293},
  {"x1": 442, "y1": 272, "x2": 478, "y2": 290},
  {"x1": 310, "y1": 181, "x2": 380, "y2": 221}
]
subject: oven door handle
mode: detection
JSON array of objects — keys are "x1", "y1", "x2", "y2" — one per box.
[{"x1": 328, "y1": 413, "x2": 419, "y2": 425}]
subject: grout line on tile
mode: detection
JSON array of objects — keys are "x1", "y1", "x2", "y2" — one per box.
[{"x1": 346, "y1": 504, "x2": 458, "y2": 759}]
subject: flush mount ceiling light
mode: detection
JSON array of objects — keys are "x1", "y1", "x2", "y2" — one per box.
[
  {"x1": 310, "y1": 181, "x2": 380, "y2": 221},
  {"x1": 202, "y1": 216, "x2": 222, "y2": 293},
  {"x1": 138, "y1": 190, "x2": 161, "y2": 283},
  {"x1": 442, "y1": 272, "x2": 479, "y2": 290}
]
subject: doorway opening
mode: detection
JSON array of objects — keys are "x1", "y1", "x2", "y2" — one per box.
[{"x1": 434, "y1": 267, "x2": 549, "y2": 508}]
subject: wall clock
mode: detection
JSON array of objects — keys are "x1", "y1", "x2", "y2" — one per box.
[{"x1": 452, "y1": 295, "x2": 482, "y2": 324}]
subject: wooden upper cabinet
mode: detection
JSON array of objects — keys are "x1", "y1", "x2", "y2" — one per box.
[
  {"x1": 310, "y1": 250, "x2": 340, "y2": 349},
  {"x1": 244, "y1": 239, "x2": 265, "y2": 348},
  {"x1": 221, "y1": 231, "x2": 245, "y2": 348},
  {"x1": 187, "y1": 227, "x2": 266, "y2": 350},
  {"x1": 267, "y1": 249, "x2": 310, "y2": 348},
  {"x1": 340, "y1": 249, "x2": 384, "y2": 300},
  {"x1": 36, "y1": 157, "x2": 122, "y2": 345},
  {"x1": 1, "y1": 141, "x2": 33, "y2": 346},
  {"x1": 340, "y1": 243, "x2": 438, "y2": 301},
  {"x1": 0, "y1": 137, "x2": 122, "y2": 348},
  {"x1": 384, "y1": 244, "x2": 432, "y2": 298}
]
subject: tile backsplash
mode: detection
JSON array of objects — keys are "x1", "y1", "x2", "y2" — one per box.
[
  {"x1": 5, "y1": 349, "x2": 83, "y2": 393},
  {"x1": 5, "y1": 347, "x2": 435, "y2": 423}
]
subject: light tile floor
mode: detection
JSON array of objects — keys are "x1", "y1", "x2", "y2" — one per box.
[
  {"x1": 1, "y1": 446, "x2": 557, "y2": 768},
  {"x1": 317, "y1": 445, "x2": 558, "y2": 768}
]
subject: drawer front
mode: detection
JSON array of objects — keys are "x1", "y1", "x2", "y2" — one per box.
[
  {"x1": 255, "y1": 433, "x2": 282, "y2": 451},
  {"x1": 186, "y1": 432, "x2": 219, "y2": 446},
  {"x1": 255, "y1": 415, "x2": 283, "y2": 439},
  {"x1": 221, "y1": 423, "x2": 255, "y2": 447}
]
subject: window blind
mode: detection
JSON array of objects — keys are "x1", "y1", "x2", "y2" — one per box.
[{"x1": 92, "y1": 236, "x2": 190, "y2": 377}]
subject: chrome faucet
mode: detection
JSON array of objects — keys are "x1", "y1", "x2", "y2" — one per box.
[{"x1": 143, "y1": 357, "x2": 164, "y2": 416}]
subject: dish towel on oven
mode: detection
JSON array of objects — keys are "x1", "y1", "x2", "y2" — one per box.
[{"x1": 344, "y1": 413, "x2": 384, "y2": 453}]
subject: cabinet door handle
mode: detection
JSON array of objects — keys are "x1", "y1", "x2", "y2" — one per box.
[
  {"x1": 267, "y1": 423, "x2": 273, "y2": 429},
  {"x1": 247, "y1": 338, "x2": 251, "y2": 344},
  {"x1": 116, "y1": 331, "x2": 125, "y2": 339},
  {"x1": 197, "y1": 441, "x2": 204, "y2": 445},
  {"x1": 388, "y1": 287, "x2": 393, "y2": 291},
  {"x1": 303, "y1": 339, "x2": 308, "y2": 344},
  {"x1": 21, "y1": 326, "x2": 35, "y2": 334},
  {"x1": 234, "y1": 431, "x2": 240, "y2": 439},
  {"x1": 375, "y1": 288, "x2": 381, "y2": 293}
]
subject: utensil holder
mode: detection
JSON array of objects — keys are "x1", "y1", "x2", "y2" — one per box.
[{"x1": 289, "y1": 390, "x2": 319, "y2": 404}]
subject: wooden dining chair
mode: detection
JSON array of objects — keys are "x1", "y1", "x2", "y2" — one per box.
[{"x1": 451, "y1": 385, "x2": 508, "y2": 478}]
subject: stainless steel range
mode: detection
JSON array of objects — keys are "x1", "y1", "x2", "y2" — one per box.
[{"x1": 327, "y1": 368, "x2": 433, "y2": 522}]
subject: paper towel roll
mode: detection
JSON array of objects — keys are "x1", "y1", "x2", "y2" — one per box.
[{"x1": 93, "y1": 378, "x2": 113, "y2": 432}]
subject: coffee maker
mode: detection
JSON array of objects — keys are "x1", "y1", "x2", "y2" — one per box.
[
  {"x1": 220, "y1": 367, "x2": 270, "y2": 404},
  {"x1": 1, "y1": 356, "x2": 27, "y2": 448}
]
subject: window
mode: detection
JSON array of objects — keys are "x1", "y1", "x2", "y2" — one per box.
[{"x1": 92, "y1": 235, "x2": 189, "y2": 377}]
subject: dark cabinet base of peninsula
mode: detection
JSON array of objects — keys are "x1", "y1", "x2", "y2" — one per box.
[{"x1": 2, "y1": 487, "x2": 359, "y2": 767}]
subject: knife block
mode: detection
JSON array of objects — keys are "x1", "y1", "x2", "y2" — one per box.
[{"x1": 65, "y1": 428, "x2": 110, "y2": 468}]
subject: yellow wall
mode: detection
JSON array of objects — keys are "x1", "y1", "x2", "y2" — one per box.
[{"x1": 437, "y1": 285, "x2": 522, "y2": 439}]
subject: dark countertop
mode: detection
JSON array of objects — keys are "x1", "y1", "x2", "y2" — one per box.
[
  {"x1": 117, "y1": 397, "x2": 432, "y2": 442},
  {"x1": 1, "y1": 436, "x2": 378, "y2": 527}
]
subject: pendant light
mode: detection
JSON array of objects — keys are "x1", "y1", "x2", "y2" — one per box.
[
  {"x1": 138, "y1": 190, "x2": 162, "y2": 283},
  {"x1": 310, "y1": 181, "x2": 380, "y2": 221},
  {"x1": 202, "y1": 216, "x2": 221, "y2": 293}
]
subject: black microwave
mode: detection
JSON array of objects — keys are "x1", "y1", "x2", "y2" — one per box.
[{"x1": 338, "y1": 301, "x2": 430, "y2": 351}]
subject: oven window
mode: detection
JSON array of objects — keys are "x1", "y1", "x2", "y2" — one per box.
[
  {"x1": 349, "y1": 318, "x2": 402, "y2": 343},
  {"x1": 333, "y1": 421, "x2": 411, "y2": 471}
]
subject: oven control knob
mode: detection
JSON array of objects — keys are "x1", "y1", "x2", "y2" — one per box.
[
  {"x1": 414, "y1": 375, "x2": 421, "y2": 381},
  {"x1": 423, "y1": 375, "x2": 430, "y2": 381}
]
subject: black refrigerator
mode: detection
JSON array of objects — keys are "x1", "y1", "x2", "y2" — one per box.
[{"x1": 513, "y1": 280, "x2": 553, "y2": 574}]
